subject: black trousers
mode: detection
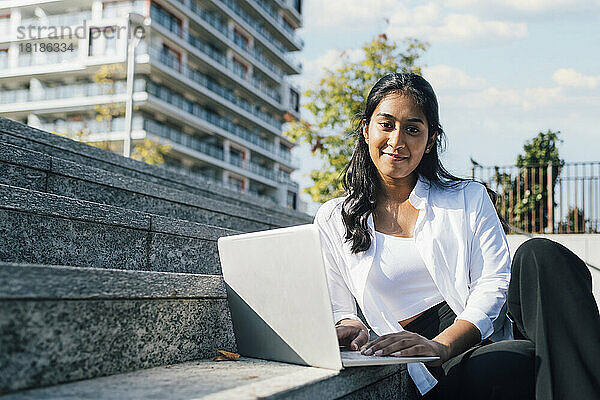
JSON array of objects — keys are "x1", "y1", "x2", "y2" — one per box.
[{"x1": 405, "y1": 238, "x2": 600, "y2": 400}]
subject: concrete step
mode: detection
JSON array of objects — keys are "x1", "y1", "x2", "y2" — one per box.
[
  {"x1": 0, "y1": 118, "x2": 309, "y2": 223},
  {"x1": 0, "y1": 263, "x2": 236, "y2": 394},
  {"x1": 0, "y1": 141, "x2": 305, "y2": 232},
  {"x1": 1, "y1": 356, "x2": 419, "y2": 400},
  {"x1": 0, "y1": 183, "x2": 240, "y2": 274}
]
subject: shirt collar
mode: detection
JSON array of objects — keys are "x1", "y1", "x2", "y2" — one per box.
[
  {"x1": 366, "y1": 175, "x2": 431, "y2": 230},
  {"x1": 409, "y1": 175, "x2": 430, "y2": 210}
]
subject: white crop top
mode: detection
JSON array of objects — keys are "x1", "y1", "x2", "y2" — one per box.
[{"x1": 370, "y1": 231, "x2": 444, "y2": 321}]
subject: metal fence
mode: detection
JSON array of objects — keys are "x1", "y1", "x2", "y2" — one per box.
[{"x1": 473, "y1": 162, "x2": 600, "y2": 234}]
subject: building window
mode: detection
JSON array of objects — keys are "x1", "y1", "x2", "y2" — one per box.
[
  {"x1": 294, "y1": 0, "x2": 302, "y2": 14},
  {"x1": 287, "y1": 190, "x2": 297, "y2": 209},
  {"x1": 191, "y1": 165, "x2": 217, "y2": 180},
  {"x1": 0, "y1": 49, "x2": 8, "y2": 69},
  {"x1": 230, "y1": 147, "x2": 244, "y2": 167},
  {"x1": 161, "y1": 44, "x2": 181, "y2": 71},
  {"x1": 88, "y1": 28, "x2": 98, "y2": 56},
  {"x1": 233, "y1": 29, "x2": 249, "y2": 52},
  {"x1": 279, "y1": 143, "x2": 290, "y2": 156},
  {"x1": 289, "y1": 88, "x2": 299, "y2": 112},
  {"x1": 282, "y1": 17, "x2": 294, "y2": 33},
  {"x1": 0, "y1": 13, "x2": 10, "y2": 34},
  {"x1": 150, "y1": 1, "x2": 182, "y2": 36},
  {"x1": 104, "y1": 26, "x2": 117, "y2": 55},
  {"x1": 228, "y1": 175, "x2": 245, "y2": 192},
  {"x1": 232, "y1": 57, "x2": 248, "y2": 79},
  {"x1": 88, "y1": 26, "x2": 117, "y2": 56}
]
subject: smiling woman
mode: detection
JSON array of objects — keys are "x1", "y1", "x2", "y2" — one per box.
[
  {"x1": 314, "y1": 73, "x2": 600, "y2": 400},
  {"x1": 364, "y1": 93, "x2": 434, "y2": 183}
]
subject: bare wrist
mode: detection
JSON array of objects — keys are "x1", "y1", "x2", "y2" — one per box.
[
  {"x1": 336, "y1": 319, "x2": 369, "y2": 335},
  {"x1": 431, "y1": 340, "x2": 451, "y2": 362}
]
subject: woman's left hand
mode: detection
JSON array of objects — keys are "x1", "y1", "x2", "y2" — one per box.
[{"x1": 360, "y1": 331, "x2": 450, "y2": 367}]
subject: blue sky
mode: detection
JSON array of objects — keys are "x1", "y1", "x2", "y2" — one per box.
[{"x1": 288, "y1": 0, "x2": 600, "y2": 214}]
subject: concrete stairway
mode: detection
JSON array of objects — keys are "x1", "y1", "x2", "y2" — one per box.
[
  {"x1": 1, "y1": 263, "x2": 235, "y2": 392},
  {"x1": 0, "y1": 118, "x2": 308, "y2": 226},
  {"x1": 0, "y1": 118, "x2": 417, "y2": 399},
  {"x1": 0, "y1": 141, "x2": 305, "y2": 231}
]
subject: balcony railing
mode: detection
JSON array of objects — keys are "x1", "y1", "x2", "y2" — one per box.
[
  {"x1": 230, "y1": 155, "x2": 243, "y2": 168},
  {"x1": 148, "y1": 46, "x2": 282, "y2": 131},
  {"x1": 39, "y1": 114, "x2": 288, "y2": 197},
  {"x1": 277, "y1": 170, "x2": 298, "y2": 188},
  {"x1": 151, "y1": 1, "x2": 285, "y2": 78},
  {"x1": 145, "y1": 118, "x2": 278, "y2": 182},
  {"x1": 0, "y1": 80, "x2": 142, "y2": 104},
  {"x1": 144, "y1": 79, "x2": 291, "y2": 162},
  {"x1": 215, "y1": 0, "x2": 285, "y2": 55},
  {"x1": 151, "y1": 3, "x2": 182, "y2": 37},
  {"x1": 151, "y1": 12, "x2": 284, "y2": 101},
  {"x1": 250, "y1": 75, "x2": 281, "y2": 102},
  {"x1": 20, "y1": 11, "x2": 92, "y2": 29},
  {"x1": 160, "y1": 162, "x2": 278, "y2": 204},
  {"x1": 249, "y1": 0, "x2": 304, "y2": 48},
  {"x1": 0, "y1": 23, "x2": 10, "y2": 37},
  {"x1": 145, "y1": 119, "x2": 224, "y2": 160},
  {"x1": 103, "y1": 0, "x2": 146, "y2": 18},
  {"x1": 474, "y1": 162, "x2": 600, "y2": 234},
  {"x1": 15, "y1": 50, "x2": 77, "y2": 68},
  {"x1": 39, "y1": 116, "x2": 144, "y2": 135}
]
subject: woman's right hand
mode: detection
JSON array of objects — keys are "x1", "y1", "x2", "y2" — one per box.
[{"x1": 335, "y1": 319, "x2": 369, "y2": 351}]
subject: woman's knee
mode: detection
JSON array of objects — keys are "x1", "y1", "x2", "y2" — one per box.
[
  {"x1": 514, "y1": 237, "x2": 558, "y2": 262},
  {"x1": 513, "y1": 237, "x2": 590, "y2": 281}
]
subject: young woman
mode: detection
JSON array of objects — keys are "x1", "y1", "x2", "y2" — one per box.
[{"x1": 314, "y1": 73, "x2": 600, "y2": 399}]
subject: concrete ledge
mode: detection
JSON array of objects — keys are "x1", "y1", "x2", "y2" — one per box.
[
  {"x1": 0, "y1": 139, "x2": 51, "y2": 170},
  {"x1": 0, "y1": 118, "x2": 310, "y2": 222},
  {"x1": 0, "y1": 140, "x2": 310, "y2": 230},
  {"x1": 507, "y1": 234, "x2": 600, "y2": 307},
  {"x1": 0, "y1": 143, "x2": 278, "y2": 231},
  {"x1": 50, "y1": 157, "x2": 291, "y2": 228},
  {"x1": 0, "y1": 182, "x2": 150, "y2": 230},
  {"x1": 0, "y1": 161, "x2": 47, "y2": 191},
  {"x1": 0, "y1": 263, "x2": 226, "y2": 299},
  {"x1": 1, "y1": 358, "x2": 418, "y2": 400},
  {"x1": 0, "y1": 263, "x2": 236, "y2": 393},
  {"x1": 0, "y1": 184, "x2": 238, "y2": 274}
]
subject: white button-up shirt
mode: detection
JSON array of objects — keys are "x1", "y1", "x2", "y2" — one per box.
[{"x1": 314, "y1": 176, "x2": 513, "y2": 395}]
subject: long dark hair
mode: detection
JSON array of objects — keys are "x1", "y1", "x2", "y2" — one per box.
[{"x1": 341, "y1": 73, "x2": 473, "y2": 253}]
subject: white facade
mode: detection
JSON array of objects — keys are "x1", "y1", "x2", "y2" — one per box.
[{"x1": 0, "y1": 0, "x2": 303, "y2": 209}]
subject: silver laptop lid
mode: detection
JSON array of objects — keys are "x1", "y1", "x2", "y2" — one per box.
[{"x1": 218, "y1": 224, "x2": 343, "y2": 371}]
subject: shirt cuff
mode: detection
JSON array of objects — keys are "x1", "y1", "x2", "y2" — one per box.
[
  {"x1": 455, "y1": 307, "x2": 493, "y2": 341},
  {"x1": 334, "y1": 313, "x2": 362, "y2": 325}
]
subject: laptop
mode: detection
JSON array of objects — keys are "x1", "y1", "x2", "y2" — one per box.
[{"x1": 217, "y1": 224, "x2": 439, "y2": 370}]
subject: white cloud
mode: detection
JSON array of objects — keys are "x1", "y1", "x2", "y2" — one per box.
[
  {"x1": 444, "y1": 0, "x2": 600, "y2": 13},
  {"x1": 294, "y1": 48, "x2": 363, "y2": 91},
  {"x1": 303, "y1": 1, "x2": 528, "y2": 44},
  {"x1": 423, "y1": 65, "x2": 487, "y2": 90},
  {"x1": 552, "y1": 68, "x2": 600, "y2": 89},
  {"x1": 386, "y1": 9, "x2": 527, "y2": 44},
  {"x1": 302, "y1": 0, "x2": 397, "y2": 32},
  {"x1": 451, "y1": 86, "x2": 566, "y2": 110},
  {"x1": 455, "y1": 87, "x2": 523, "y2": 108}
]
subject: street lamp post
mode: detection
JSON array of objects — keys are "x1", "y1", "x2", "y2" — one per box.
[{"x1": 123, "y1": 14, "x2": 142, "y2": 158}]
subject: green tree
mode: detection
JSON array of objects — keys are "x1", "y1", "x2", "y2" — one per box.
[
  {"x1": 493, "y1": 130, "x2": 564, "y2": 233},
  {"x1": 284, "y1": 34, "x2": 428, "y2": 203},
  {"x1": 131, "y1": 138, "x2": 171, "y2": 165},
  {"x1": 562, "y1": 207, "x2": 585, "y2": 233},
  {"x1": 92, "y1": 63, "x2": 126, "y2": 153}
]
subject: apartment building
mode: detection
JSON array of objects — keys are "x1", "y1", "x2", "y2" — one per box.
[{"x1": 0, "y1": 0, "x2": 303, "y2": 209}]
